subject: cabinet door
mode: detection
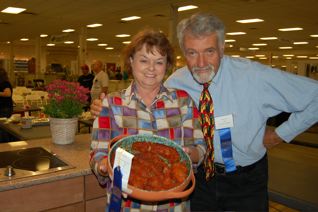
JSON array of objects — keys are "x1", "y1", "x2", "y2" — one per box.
[
  {"x1": 84, "y1": 174, "x2": 106, "y2": 200},
  {"x1": 0, "y1": 177, "x2": 84, "y2": 212}
]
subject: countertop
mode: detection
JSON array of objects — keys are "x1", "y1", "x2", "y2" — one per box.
[{"x1": 0, "y1": 133, "x2": 92, "y2": 192}]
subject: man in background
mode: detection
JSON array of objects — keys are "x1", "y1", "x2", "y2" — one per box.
[
  {"x1": 90, "y1": 60, "x2": 109, "y2": 102},
  {"x1": 78, "y1": 64, "x2": 94, "y2": 105}
]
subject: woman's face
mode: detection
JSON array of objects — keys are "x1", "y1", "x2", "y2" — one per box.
[{"x1": 130, "y1": 44, "x2": 167, "y2": 90}]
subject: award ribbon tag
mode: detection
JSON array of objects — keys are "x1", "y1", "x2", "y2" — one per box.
[
  {"x1": 108, "y1": 166, "x2": 122, "y2": 212},
  {"x1": 215, "y1": 114, "x2": 236, "y2": 173},
  {"x1": 113, "y1": 147, "x2": 134, "y2": 193}
]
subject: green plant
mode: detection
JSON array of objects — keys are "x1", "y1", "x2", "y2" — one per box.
[{"x1": 43, "y1": 79, "x2": 90, "y2": 118}]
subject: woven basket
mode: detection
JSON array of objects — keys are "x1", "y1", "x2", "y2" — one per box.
[{"x1": 49, "y1": 117, "x2": 78, "y2": 145}]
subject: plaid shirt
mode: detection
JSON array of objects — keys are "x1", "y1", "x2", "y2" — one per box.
[{"x1": 90, "y1": 82, "x2": 205, "y2": 211}]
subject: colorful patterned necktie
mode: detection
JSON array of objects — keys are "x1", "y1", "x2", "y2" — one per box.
[{"x1": 199, "y1": 82, "x2": 215, "y2": 180}]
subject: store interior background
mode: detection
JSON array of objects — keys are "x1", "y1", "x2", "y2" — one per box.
[{"x1": 0, "y1": 0, "x2": 317, "y2": 87}]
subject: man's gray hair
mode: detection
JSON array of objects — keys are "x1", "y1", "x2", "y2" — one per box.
[{"x1": 177, "y1": 13, "x2": 225, "y2": 52}]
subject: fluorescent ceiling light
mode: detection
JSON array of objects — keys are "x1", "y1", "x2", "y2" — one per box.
[
  {"x1": 98, "y1": 43, "x2": 108, "y2": 46},
  {"x1": 293, "y1": 41, "x2": 308, "y2": 45},
  {"x1": 1, "y1": 7, "x2": 26, "y2": 14},
  {"x1": 231, "y1": 55, "x2": 240, "y2": 57},
  {"x1": 122, "y1": 41, "x2": 131, "y2": 44},
  {"x1": 236, "y1": 18, "x2": 264, "y2": 23},
  {"x1": 245, "y1": 56, "x2": 254, "y2": 59},
  {"x1": 62, "y1": 29, "x2": 75, "y2": 33},
  {"x1": 121, "y1": 16, "x2": 141, "y2": 21},
  {"x1": 178, "y1": 5, "x2": 198, "y2": 12},
  {"x1": 278, "y1": 27, "x2": 303, "y2": 31},
  {"x1": 296, "y1": 56, "x2": 308, "y2": 58},
  {"x1": 260, "y1": 37, "x2": 277, "y2": 40},
  {"x1": 86, "y1": 38, "x2": 98, "y2": 41},
  {"x1": 310, "y1": 34, "x2": 318, "y2": 37},
  {"x1": 272, "y1": 56, "x2": 279, "y2": 59},
  {"x1": 255, "y1": 55, "x2": 266, "y2": 57},
  {"x1": 248, "y1": 47, "x2": 259, "y2": 50},
  {"x1": 176, "y1": 56, "x2": 182, "y2": 59},
  {"x1": 46, "y1": 43, "x2": 55, "y2": 46},
  {"x1": 259, "y1": 57, "x2": 267, "y2": 60},
  {"x1": 20, "y1": 38, "x2": 29, "y2": 41},
  {"x1": 225, "y1": 39, "x2": 236, "y2": 42},
  {"x1": 226, "y1": 32, "x2": 246, "y2": 35},
  {"x1": 252, "y1": 43, "x2": 267, "y2": 46},
  {"x1": 226, "y1": 44, "x2": 234, "y2": 48},
  {"x1": 309, "y1": 57, "x2": 318, "y2": 59},
  {"x1": 40, "y1": 34, "x2": 48, "y2": 38},
  {"x1": 116, "y1": 34, "x2": 130, "y2": 38},
  {"x1": 283, "y1": 54, "x2": 294, "y2": 57},
  {"x1": 87, "y1": 23, "x2": 103, "y2": 28},
  {"x1": 279, "y1": 46, "x2": 292, "y2": 49},
  {"x1": 105, "y1": 47, "x2": 114, "y2": 50},
  {"x1": 64, "y1": 41, "x2": 74, "y2": 44}
]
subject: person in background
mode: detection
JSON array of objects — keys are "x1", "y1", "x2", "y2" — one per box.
[
  {"x1": 163, "y1": 13, "x2": 318, "y2": 211},
  {"x1": 89, "y1": 29, "x2": 205, "y2": 212},
  {"x1": 90, "y1": 60, "x2": 109, "y2": 102},
  {"x1": 78, "y1": 64, "x2": 94, "y2": 106},
  {"x1": 0, "y1": 68, "x2": 13, "y2": 118},
  {"x1": 0, "y1": 68, "x2": 14, "y2": 142}
]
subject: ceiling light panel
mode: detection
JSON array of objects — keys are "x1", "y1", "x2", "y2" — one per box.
[
  {"x1": 87, "y1": 23, "x2": 103, "y2": 28},
  {"x1": 115, "y1": 34, "x2": 130, "y2": 38},
  {"x1": 260, "y1": 37, "x2": 278, "y2": 40},
  {"x1": 86, "y1": 38, "x2": 98, "y2": 41},
  {"x1": 1, "y1": 7, "x2": 26, "y2": 14},
  {"x1": 278, "y1": 27, "x2": 303, "y2": 31},
  {"x1": 62, "y1": 29, "x2": 75, "y2": 33},
  {"x1": 178, "y1": 5, "x2": 198, "y2": 12},
  {"x1": 226, "y1": 32, "x2": 246, "y2": 35},
  {"x1": 121, "y1": 16, "x2": 141, "y2": 21},
  {"x1": 236, "y1": 18, "x2": 264, "y2": 23},
  {"x1": 293, "y1": 41, "x2": 308, "y2": 45}
]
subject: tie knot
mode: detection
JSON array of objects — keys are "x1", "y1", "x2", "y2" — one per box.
[{"x1": 203, "y1": 83, "x2": 210, "y2": 89}]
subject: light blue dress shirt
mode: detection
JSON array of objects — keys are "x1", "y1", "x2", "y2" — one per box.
[{"x1": 165, "y1": 55, "x2": 318, "y2": 166}]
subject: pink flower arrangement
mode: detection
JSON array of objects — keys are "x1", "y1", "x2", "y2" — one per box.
[{"x1": 43, "y1": 79, "x2": 90, "y2": 118}]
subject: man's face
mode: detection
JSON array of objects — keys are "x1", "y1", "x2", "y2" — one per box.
[{"x1": 183, "y1": 32, "x2": 224, "y2": 84}]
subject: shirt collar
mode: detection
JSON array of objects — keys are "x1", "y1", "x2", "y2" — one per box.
[{"x1": 125, "y1": 81, "x2": 174, "y2": 105}]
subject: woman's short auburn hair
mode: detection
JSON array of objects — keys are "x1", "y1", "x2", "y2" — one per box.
[{"x1": 122, "y1": 29, "x2": 175, "y2": 73}]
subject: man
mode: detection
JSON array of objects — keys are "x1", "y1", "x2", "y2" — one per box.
[
  {"x1": 78, "y1": 64, "x2": 94, "y2": 104},
  {"x1": 90, "y1": 60, "x2": 109, "y2": 102},
  {"x1": 164, "y1": 13, "x2": 318, "y2": 211}
]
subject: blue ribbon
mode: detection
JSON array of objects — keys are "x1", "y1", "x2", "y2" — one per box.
[
  {"x1": 219, "y1": 128, "x2": 237, "y2": 173},
  {"x1": 108, "y1": 166, "x2": 122, "y2": 212}
]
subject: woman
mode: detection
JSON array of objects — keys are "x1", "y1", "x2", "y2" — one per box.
[
  {"x1": 0, "y1": 68, "x2": 13, "y2": 118},
  {"x1": 89, "y1": 29, "x2": 205, "y2": 211}
]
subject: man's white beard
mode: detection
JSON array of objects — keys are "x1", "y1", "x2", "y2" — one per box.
[{"x1": 191, "y1": 64, "x2": 215, "y2": 84}]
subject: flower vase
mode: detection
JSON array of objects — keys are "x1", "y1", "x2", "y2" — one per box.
[{"x1": 49, "y1": 117, "x2": 78, "y2": 145}]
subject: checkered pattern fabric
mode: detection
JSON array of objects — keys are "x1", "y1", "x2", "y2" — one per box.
[{"x1": 90, "y1": 82, "x2": 204, "y2": 211}]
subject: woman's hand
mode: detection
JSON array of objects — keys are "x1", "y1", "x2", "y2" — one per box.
[
  {"x1": 98, "y1": 157, "x2": 108, "y2": 176},
  {"x1": 90, "y1": 93, "x2": 105, "y2": 118}
]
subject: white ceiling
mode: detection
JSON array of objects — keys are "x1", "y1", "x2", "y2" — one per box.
[{"x1": 0, "y1": 0, "x2": 318, "y2": 58}]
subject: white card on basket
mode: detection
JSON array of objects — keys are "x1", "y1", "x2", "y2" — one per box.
[{"x1": 113, "y1": 147, "x2": 134, "y2": 193}]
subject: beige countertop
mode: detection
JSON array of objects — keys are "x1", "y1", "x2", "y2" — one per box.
[{"x1": 0, "y1": 133, "x2": 92, "y2": 192}]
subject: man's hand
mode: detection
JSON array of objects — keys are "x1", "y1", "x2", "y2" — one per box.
[
  {"x1": 183, "y1": 146, "x2": 200, "y2": 163},
  {"x1": 90, "y1": 93, "x2": 105, "y2": 118},
  {"x1": 263, "y1": 127, "x2": 283, "y2": 149}
]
